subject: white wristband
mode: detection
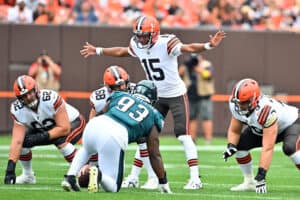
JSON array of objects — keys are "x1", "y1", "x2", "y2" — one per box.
[
  {"x1": 96, "y1": 47, "x2": 103, "y2": 56},
  {"x1": 204, "y1": 42, "x2": 214, "y2": 50}
]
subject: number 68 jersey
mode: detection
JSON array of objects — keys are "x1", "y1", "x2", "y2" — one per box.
[
  {"x1": 10, "y1": 89, "x2": 79, "y2": 130},
  {"x1": 229, "y1": 95, "x2": 299, "y2": 136},
  {"x1": 90, "y1": 83, "x2": 136, "y2": 114}
]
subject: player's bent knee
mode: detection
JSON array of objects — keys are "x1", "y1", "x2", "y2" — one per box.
[{"x1": 282, "y1": 142, "x2": 296, "y2": 156}]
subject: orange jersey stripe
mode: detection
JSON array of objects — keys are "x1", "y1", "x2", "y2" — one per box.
[
  {"x1": 183, "y1": 94, "x2": 190, "y2": 135},
  {"x1": 167, "y1": 37, "x2": 180, "y2": 54},
  {"x1": 53, "y1": 96, "x2": 63, "y2": 110},
  {"x1": 258, "y1": 105, "x2": 271, "y2": 125}
]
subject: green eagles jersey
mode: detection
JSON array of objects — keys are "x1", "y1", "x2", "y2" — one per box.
[{"x1": 105, "y1": 91, "x2": 164, "y2": 143}]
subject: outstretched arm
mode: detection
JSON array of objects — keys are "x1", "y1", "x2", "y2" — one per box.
[
  {"x1": 181, "y1": 30, "x2": 226, "y2": 53},
  {"x1": 80, "y1": 42, "x2": 130, "y2": 58}
]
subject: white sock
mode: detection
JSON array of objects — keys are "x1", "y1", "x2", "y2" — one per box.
[
  {"x1": 19, "y1": 148, "x2": 34, "y2": 175},
  {"x1": 235, "y1": 151, "x2": 254, "y2": 180},
  {"x1": 290, "y1": 150, "x2": 300, "y2": 169},
  {"x1": 59, "y1": 143, "x2": 76, "y2": 163},
  {"x1": 129, "y1": 147, "x2": 143, "y2": 178},
  {"x1": 177, "y1": 135, "x2": 199, "y2": 179},
  {"x1": 138, "y1": 143, "x2": 157, "y2": 178}
]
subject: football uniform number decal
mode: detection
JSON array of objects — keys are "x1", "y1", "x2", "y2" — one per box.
[
  {"x1": 13, "y1": 102, "x2": 24, "y2": 111},
  {"x1": 31, "y1": 118, "x2": 56, "y2": 130},
  {"x1": 142, "y1": 58, "x2": 165, "y2": 81},
  {"x1": 42, "y1": 91, "x2": 51, "y2": 101},
  {"x1": 95, "y1": 89, "x2": 106, "y2": 100},
  {"x1": 116, "y1": 97, "x2": 149, "y2": 122}
]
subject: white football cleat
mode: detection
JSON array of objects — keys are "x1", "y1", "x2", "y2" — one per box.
[
  {"x1": 88, "y1": 166, "x2": 101, "y2": 193},
  {"x1": 16, "y1": 173, "x2": 36, "y2": 184},
  {"x1": 230, "y1": 179, "x2": 256, "y2": 191},
  {"x1": 183, "y1": 177, "x2": 203, "y2": 189},
  {"x1": 121, "y1": 175, "x2": 139, "y2": 188},
  {"x1": 140, "y1": 177, "x2": 158, "y2": 190}
]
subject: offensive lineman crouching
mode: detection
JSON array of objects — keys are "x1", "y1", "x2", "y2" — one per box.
[
  {"x1": 4, "y1": 75, "x2": 85, "y2": 184},
  {"x1": 223, "y1": 78, "x2": 300, "y2": 194}
]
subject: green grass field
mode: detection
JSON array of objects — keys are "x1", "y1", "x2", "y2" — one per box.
[{"x1": 0, "y1": 135, "x2": 299, "y2": 200}]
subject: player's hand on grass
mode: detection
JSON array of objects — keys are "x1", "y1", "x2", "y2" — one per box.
[
  {"x1": 158, "y1": 183, "x2": 172, "y2": 194},
  {"x1": 4, "y1": 160, "x2": 16, "y2": 184},
  {"x1": 255, "y1": 167, "x2": 267, "y2": 194}
]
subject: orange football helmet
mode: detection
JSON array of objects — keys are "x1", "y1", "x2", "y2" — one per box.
[
  {"x1": 103, "y1": 66, "x2": 129, "y2": 90},
  {"x1": 133, "y1": 15, "x2": 160, "y2": 49},
  {"x1": 231, "y1": 78, "x2": 261, "y2": 115},
  {"x1": 13, "y1": 75, "x2": 39, "y2": 109}
]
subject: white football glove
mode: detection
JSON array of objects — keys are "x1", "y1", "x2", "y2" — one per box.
[
  {"x1": 255, "y1": 179, "x2": 267, "y2": 194},
  {"x1": 158, "y1": 183, "x2": 172, "y2": 194},
  {"x1": 255, "y1": 167, "x2": 267, "y2": 194}
]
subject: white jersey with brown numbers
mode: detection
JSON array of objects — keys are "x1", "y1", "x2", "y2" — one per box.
[
  {"x1": 90, "y1": 83, "x2": 136, "y2": 114},
  {"x1": 229, "y1": 95, "x2": 299, "y2": 136},
  {"x1": 10, "y1": 89, "x2": 79, "y2": 130},
  {"x1": 128, "y1": 34, "x2": 186, "y2": 98}
]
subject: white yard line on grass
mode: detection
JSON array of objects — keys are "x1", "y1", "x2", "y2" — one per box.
[
  {"x1": 0, "y1": 185, "x2": 283, "y2": 200},
  {"x1": 0, "y1": 145, "x2": 282, "y2": 151}
]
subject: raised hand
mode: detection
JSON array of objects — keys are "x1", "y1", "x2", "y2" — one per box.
[
  {"x1": 80, "y1": 42, "x2": 97, "y2": 58},
  {"x1": 209, "y1": 30, "x2": 226, "y2": 47}
]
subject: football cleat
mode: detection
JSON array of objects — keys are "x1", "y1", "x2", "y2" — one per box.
[
  {"x1": 16, "y1": 173, "x2": 36, "y2": 184},
  {"x1": 121, "y1": 175, "x2": 139, "y2": 188},
  {"x1": 61, "y1": 175, "x2": 80, "y2": 192},
  {"x1": 230, "y1": 179, "x2": 256, "y2": 191},
  {"x1": 140, "y1": 176, "x2": 158, "y2": 190},
  {"x1": 183, "y1": 177, "x2": 203, "y2": 190},
  {"x1": 88, "y1": 166, "x2": 102, "y2": 193}
]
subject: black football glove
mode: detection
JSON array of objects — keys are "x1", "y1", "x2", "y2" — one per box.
[
  {"x1": 223, "y1": 143, "x2": 237, "y2": 161},
  {"x1": 255, "y1": 167, "x2": 267, "y2": 194},
  {"x1": 23, "y1": 131, "x2": 50, "y2": 148},
  {"x1": 4, "y1": 160, "x2": 16, "y2": 184}
]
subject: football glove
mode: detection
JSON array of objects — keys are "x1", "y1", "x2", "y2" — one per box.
[
  {"x1": 255, "y1": 167, "x2": 267, "y2": 194},
  {"x1": 158, "y1": 183, "x2": 172, "y2": 194},
  {"x1": 4, "y1": 160, "x2": 16, "y2": 184},
  {"x1": 23, "y1": 131, "x2": 50, "y2": 148},
  {"x1": 223, "y1": 143, "x2": 237, "y2": 161}
]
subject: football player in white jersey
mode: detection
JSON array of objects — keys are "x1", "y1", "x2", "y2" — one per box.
[
  {"x1": 88, "y1": 65, "x2": 159, "y2": 189},
  {"x1": 80, "y1": 15, "x2": 226, "y2": 189},
  {"x1": 223, "y1": 78, "x2": 300, "y2": 194},
  {"x1": 4, "y1": 75, "x2": 86, "y2": 184}
]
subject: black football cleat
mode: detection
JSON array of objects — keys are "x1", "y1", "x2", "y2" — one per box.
[{"x1": 61, "y1": 175, "x2": 80, "y2": 192}]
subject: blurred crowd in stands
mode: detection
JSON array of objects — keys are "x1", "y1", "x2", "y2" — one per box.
[{"x1": 0, "y1": 0, "x2": 300, "y2": 32}]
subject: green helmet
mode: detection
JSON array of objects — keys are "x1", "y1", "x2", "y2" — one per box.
[{"x1": 133, "y1": 80, "x2": 157, "y2": 105}]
